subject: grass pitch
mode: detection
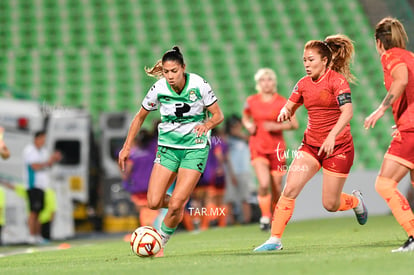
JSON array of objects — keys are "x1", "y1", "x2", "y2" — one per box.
[{"x1": 1, "y1": 215, "x2": 412, "y2": 275}]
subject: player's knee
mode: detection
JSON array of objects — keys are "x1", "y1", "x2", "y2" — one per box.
[
  {"x1": 375, "y1": 176, "x2": 397, "y2": 198},
  {"x1": 147, "y1": 197, "x2": 162, "y2": 210},
  {"x1": 258, "y1": 185, "x2": 269, "y2": 196},
  {"x1": 168, "y1": 199, "x2": 185, "y2": 216},
  {"x1": 281, "y1": 186, "x2": 298, "y2": 199},
  {"x1": 323, "y1": 200, "x2": 339, "y2": 212}
]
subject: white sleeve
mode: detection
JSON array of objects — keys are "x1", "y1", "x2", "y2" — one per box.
[
  {"x1": 141, "y1": 83, "x2": 160, "y2": 111},
  {"x1": 23, "y1": 146, "x2": 37, "y2": 164},
  {"x1": 201, "y1": 79, "x2": 218, "y2": 107}
]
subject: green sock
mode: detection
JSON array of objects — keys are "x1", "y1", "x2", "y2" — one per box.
[
  {"x1": 161, "y1": 221, "x2": 177, "y2": 236},
  {"x1": 160, "y1": 222, "x2": 176, "y2": 247}
]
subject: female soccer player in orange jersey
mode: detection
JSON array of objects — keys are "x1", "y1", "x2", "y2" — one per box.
[
  {"x1": 242, "y1": 68, "x2": 299, "y2": 230},
  {"x1": 364, "y1": 17, "x2": 414, "y2": 252},
  {"x1": 254, "y1": 34, "x2": 368, "y2": 251}
]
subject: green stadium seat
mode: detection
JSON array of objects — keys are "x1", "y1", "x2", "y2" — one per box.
[{"x1": 0, "y1": 0, "x2": 397, "y2": 169}]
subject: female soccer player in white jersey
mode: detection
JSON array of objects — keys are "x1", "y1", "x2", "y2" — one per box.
[{"x1": 118, "y1": 46, "x2": 224, "y2": 256}]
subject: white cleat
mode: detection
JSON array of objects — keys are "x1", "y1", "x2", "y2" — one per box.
[
  {"x1": 253, "y1": 237, "x2": 283, "y2": 252},
  {"x1": 392, "y1": 236, "x2": 414, "y2": 253},
  {"x1": 352, "y1": 190, "x2": 368, "y2": 225}
]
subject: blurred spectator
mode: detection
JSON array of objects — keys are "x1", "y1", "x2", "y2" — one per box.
[
  {"x1": 121, "y1": 129, "x2": 159, "y2": 227},
  {"x1": 0, "y1": 181, "x2": 56, "y2": 243},
  {"x1": 0, "y1": 127, "x2": 10, "y2": 160},
  {"x1": 200, "y1": 127, "x2": 228, "y2": 229},
  {"x1": 224, "y1": 114, "x2": 254, "y2": 225},
  {"x1": 0, "y1": 185, "x2": 4, "y2": 245},
  {"x1": 23, "y1": 130, "x2": 61, "y2": 245},
  {"x1": 0, "y1": 126, "x2": 8, "y2": 245}
]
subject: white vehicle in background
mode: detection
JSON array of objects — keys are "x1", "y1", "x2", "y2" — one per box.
[
  {"x1": 0, "y1": 98, "x2": 97, "y2": 243},
  {"x1": 99, "y1": 112, "x2": 137, "y2": 232}
]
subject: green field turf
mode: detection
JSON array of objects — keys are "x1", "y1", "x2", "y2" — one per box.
[{"x1": 0, "y1": 215, "x2": 413, "y2": 275}]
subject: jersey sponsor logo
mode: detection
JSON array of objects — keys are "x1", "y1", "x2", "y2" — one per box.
[
  {"x1": 174, "y1": 102, "x2": 191, "y2": 117},
  {"x1": 208, "y1": 90, "x2": 216, "y2": 100}
]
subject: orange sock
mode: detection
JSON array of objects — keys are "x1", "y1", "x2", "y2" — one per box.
[
  {"x1": 181, "y1": 211, "x2": 194, "y2": 231},
  {"x1": 200, "y1": 203, "x2": 216, "y2": 230},
  {"x1": 337, "y1": 193, "x2": 359, "y2": 211},
  {"x1": 258, "y1": 194, "x2": 272, "y2": 218},
  {"x1": 270, "y1": 195, "x2": 295, "y2": 238},
  {"x1": 376, "y1": 176, "x2": 414, "y2": 236},
  {"x1": 218, "y1": 207, "x2": 227, "y2": 227}
]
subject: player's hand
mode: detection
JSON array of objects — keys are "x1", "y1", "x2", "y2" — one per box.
[
  {"x1": 244, "y1": 122, "x2": 256, "y2": 135},
  {"x1": 277, "y1": 107, "x2": 291, "y2": 122},
  {"x1": 364, "y1": 108, "x2": 385, "y2": 129},
  {"x1": 118, "y1": 147, "x2": 130, "y2": 172},
  {"x1": 52, "y1": 151, "x2": 63, "y2": 162},
  {"x1": 193, "y1": 124, "x2": 210, "y2": 137},
  {"x1": 318, "y1": 133, "x2": 336, "y2": 157}
]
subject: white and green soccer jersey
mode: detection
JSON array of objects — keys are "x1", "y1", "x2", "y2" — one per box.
[{"x1": 142, "y1": 73, "x2": 218, "y2": 149}]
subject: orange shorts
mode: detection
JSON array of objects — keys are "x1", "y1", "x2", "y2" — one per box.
[
  {"x1": 385, "y1": 130, "x2": 414, "y2": 169},
  {"x1": 299, "y1": 140, "x2": 354, "y2": 177},
  {"x1": 131, "y1": 192, "x2": 148, "y2": 207},
  {"x1": 250, "y1": 148, "x2": 286, "y2": 176}
]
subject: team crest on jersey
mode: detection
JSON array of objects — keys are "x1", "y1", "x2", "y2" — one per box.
[{"x1": 189, "y1": 89, "x2": 201, "y2": 102}]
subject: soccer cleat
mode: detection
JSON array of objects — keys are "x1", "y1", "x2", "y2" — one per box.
[
  {"x1": 259, "y1": 216, "x2": 271, "y2": 231},
  {"x1": 254, "y1": 237, "x2": 283, "y2": 252},
  {"x1": 392, "y1": 236, "x2": 414, "y2": 253},
  {"x1": 27, "y1": 235, "x2": 37, "y2": 245},
  {"x1": 352, "y1": 190, "x2": 368, "y2": 225}
]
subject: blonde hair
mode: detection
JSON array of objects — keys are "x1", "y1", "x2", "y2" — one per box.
[
  {"x1": 305, "y1": 34, "x2": 355, "y2": 83},
  {"x1": 254, "y1": 68, "x2": 277, "y2": 93},
  {"x1": 145, "y1": 60, "x2": 164, "y2": 79},
  {"x1": 375, "y1": 17, "x2": 408, "y2": 50}
]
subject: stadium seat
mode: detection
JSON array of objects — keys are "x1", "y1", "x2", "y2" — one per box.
[{"x1": 0, "y1": 0, "x2": 402, "y2": 168}]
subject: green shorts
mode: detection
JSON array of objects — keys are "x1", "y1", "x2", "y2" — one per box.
[{"x1": 154, "y1": 145, "x2": 209, "y2": 173}]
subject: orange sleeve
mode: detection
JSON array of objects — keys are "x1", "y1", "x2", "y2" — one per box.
[
  {"x1": 243, "y1": 97, "x2": 252, "y2": 116},
  {"x1": 382, "y1": 51, "x2": 405, "y2": 75},
  {"x1": 288, "y1": 81, "x2": 303, "y2": 104}
]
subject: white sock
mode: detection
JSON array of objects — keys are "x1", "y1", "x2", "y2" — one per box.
[
  {"x1": 159, "y1": 229, "x2": 171, "y2": 247},
  {"x1": 266, "y1": 236, "x2": 281, "y2": 244}
]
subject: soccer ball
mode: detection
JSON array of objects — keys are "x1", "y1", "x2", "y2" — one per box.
[{"x1": 130, "y1": 226, "x2": 162, "y2": 257}]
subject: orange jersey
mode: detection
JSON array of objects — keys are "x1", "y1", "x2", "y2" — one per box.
[
  {"x1": 289, "y1": 69, "x2": 352, "y2": 147},
  {"x1": 381, "y1": 47, "x2": 414, "y2": 131},
  {"x1": 244, "y1": 93, "x2": 287, "y2": 154}
]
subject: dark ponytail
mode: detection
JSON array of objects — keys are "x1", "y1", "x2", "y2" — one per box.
[{"x1": 145, "y1": 46, "x2": 185, "y2": 79}]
